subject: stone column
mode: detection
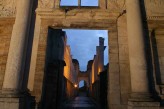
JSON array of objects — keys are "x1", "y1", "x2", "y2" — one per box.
[
  {"x1": 0, "y1": 0, "x2": 34, "y2": 108},
  {"x1": 126, "y1": 0, "x2": 159, "y2": 108},
  {"x1": 3, "y1": 0, "x2": 32, "y2": 92}
]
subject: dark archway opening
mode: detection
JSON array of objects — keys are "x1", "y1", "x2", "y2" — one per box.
[{"x1": 78, "y1": 80, "x2": 88, "y2": 96}]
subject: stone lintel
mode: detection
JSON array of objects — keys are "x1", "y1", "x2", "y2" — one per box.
[{"x1": 35, "y1": 8, "x2": 120, "y2": 19}]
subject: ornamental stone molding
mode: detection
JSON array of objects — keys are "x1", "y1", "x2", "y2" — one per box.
[{"x1": 0, "y1": 0, "x2": 16, "y2": 17}]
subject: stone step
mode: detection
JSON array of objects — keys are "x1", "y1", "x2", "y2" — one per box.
[{"x1": 63, "y1": 96, "x2": 98, "y2": 109}]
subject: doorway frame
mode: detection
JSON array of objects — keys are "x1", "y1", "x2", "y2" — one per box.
[{"x1": 28, "y1": 9, "x2": 124, "y2": 108}]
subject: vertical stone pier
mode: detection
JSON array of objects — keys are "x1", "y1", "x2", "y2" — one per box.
[
  {"x1": 0, "y1": 0, "x2": 33, "y2": 109},
  {"x1": 98, "y1": 37, "x2": 105, "y2": 74},
  {"x1": 126, "y1": 0, "x2": 159, "y2": 108}
]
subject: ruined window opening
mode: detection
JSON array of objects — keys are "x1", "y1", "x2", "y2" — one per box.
[
  {"x1": 60, "y1": 0, "x2": 78, "y2": 6},
  {"x1": 60, "y1": 0, "x2": 99, "y2": 7},
  {"x1": 81, "y1": 0, "x2": 98, "y2": 6}
]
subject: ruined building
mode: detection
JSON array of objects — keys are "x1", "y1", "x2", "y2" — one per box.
[
  {"x1": 0, "y1": 0, "x2": 164, "y2": 109},
  {"x1": 89, "y1": 37, "x2": 106, "y2": 102}
]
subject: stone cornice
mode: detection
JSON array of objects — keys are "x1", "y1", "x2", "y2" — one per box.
[{"x1": 36, "y1": 8, "x2": 120, "y2": 20}]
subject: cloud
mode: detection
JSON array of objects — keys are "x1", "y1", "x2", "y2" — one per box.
[{"x1": 63, "y1": 29, "x2": 108, "y2": 71}]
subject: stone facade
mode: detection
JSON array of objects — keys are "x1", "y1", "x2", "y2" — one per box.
[
  {"x1": 64, "y1": 45, "x2": 77, "y2": 84},
  {"x1": 91, "y1": 37, "x2": 106, "y2": 84},
  {"x1": 88, "y1": 37, "x2": 106, "y2": 104},
  {"x1": 0, "y1": 0, "x2": 164, "y2": 109}
]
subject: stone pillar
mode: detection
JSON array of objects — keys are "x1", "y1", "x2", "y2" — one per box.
[
  {"x1": 3, "y1": 0, "x2": 32, "y2": 92},
  {"x1": 0, "y1": 0, "x2": 33, "y2": 109},
  {"x1": 126, "y1": 0, "x2": 159, "y2": 108}
]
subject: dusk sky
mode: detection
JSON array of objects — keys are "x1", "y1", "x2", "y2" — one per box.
[
  {"x1": 63, "y1": 29, "x2": 108, "y2": 71},
  {"x1": 60, "y1": 0, "x2": 98, "y2": 6}
]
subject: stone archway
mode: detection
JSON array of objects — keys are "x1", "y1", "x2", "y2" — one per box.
[{"x1": 78, "y1": 71, "x2": 89, "y2": 87}]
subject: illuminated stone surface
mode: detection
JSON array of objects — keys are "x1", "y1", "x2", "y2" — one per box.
[{"x1": 0, "y1": 0, "x2": 164, "y2": 109}]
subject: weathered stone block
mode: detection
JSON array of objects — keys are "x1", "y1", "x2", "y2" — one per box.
[{"x1": 109, "y1": 63, "x2": 119, "y2": 73}]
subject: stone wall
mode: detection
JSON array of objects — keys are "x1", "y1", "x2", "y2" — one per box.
[
  {"x1": 24, "y1": 0, "x2": 164, "y2": 108},
  {"x1": 64, "y1": 45, "x2": 77, "y2": 83},
  {"x1": 149, "y1": 28, "x2": 164, "y2": 97},
  {"x1": 65, "y1": 78, "x2": 76, "y2": 99},
  {"x1": 29, "y1": 8, "x2": 119, "y2": 103},
  {"x1": 0, "y1": 0, "x2": 19, "y2": 90},
  {"x1": 0, "y1": 18, "x2": 14, "y2": 89},
  {"x1": 91, "y1": 37, "x2": 106, "y2": 84},
  {"x1": 155, "y1": 29, "x2": 164, "y2": 84},
  {"x1": 146, "y1": 2, "x2": 164, "y2": 101},
  {"x1": 0, "y1": 0, "x2": 16, "y2": 17},
  {"x1": 144, "y1": 0, "x2": 164, "y2": 16},
  {"x1": 72, "y1": 59, "x2": 79, "y2": 83}
]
